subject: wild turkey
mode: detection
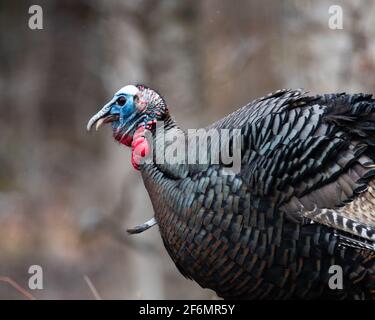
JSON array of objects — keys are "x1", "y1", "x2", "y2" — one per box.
[{"x1": 87, "y1": 84, "x2": 375, "y2": 299}]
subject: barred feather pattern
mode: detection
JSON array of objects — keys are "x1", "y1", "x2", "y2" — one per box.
[{"x1": 140, "y1": 89, "x2": 375, "y2": 299}]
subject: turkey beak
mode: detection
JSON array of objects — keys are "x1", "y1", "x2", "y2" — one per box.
[{"x1": 87, "y1": 98, "x2": 116, "y2": 132}]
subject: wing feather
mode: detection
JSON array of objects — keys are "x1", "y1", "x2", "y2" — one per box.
[{"x1": 209, "y1": 89, "x2": 375, "y2": 246}]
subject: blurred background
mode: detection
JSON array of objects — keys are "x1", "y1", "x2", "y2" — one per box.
[{"x1": 0, "y1": 0, "x2": 375, "y2": 299}]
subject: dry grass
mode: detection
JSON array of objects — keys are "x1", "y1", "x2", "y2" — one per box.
[
  {"x1": 84, "y1": 275, "x2": 102, "y2": 300},
  {"x1": 0, "y1": 276, "x2": 37, "y2": 300}
]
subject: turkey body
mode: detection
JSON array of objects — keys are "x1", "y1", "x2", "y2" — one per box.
[{"x1": 140, "y1": 89, "x2": 375, "y2": 299}]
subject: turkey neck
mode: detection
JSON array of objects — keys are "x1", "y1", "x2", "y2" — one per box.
[
  {"x1": 139, "y1": 113, "x2": 186, "y2": 225},
  {"x1": 140, "y1": 112, "x2": 214, "y2": 217},
  {"x1": 143, "y1": 113, "x2": 192, "y2": 180}
]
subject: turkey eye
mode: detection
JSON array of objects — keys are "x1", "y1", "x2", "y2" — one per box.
[{"x1": 117, "y1": 96, "x2": 126, "y2": 106}]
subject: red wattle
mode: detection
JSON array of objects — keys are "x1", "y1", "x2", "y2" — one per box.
[
  {"x1": 120, "y1": 135, "x2": 133, "y2": 147},
  {"x1": 130, "y1": 126, "x2": 151, "y2": 170}
]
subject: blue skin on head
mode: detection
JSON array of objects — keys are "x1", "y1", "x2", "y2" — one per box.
[
  {"x1": 110, "y1": 93, "x2": 137, "y2": 132},
  {"x1": 87, "y1": 85, "x2": 157, "y2": 142}
]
